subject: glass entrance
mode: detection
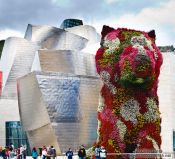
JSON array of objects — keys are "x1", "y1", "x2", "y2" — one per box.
[{"x1": 6, "y1": 121, "x2": 31, "y2": 155}]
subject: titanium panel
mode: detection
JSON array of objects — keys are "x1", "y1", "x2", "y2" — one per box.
[
  {"x1": 31, "y1": 51, "x2": 41, "y2": 72},
  {"x1": 0, "y1": 37, "x2": 39, "y2": 99},
  {"x1": 18, "y1": 71, "x2": 101, "y2": 153},
  {"x1": 82, "y1": 42, "x2": 100, "y2": 55},
  {"x1": 27, "y1": 124, "x2": 61, "y2": 154},
  {"x1": 17, "y1": 73, "x2": 50, "y2": 131},
  {"x1": 24, "y1": 24, "x2": 88, "y2": 50},
  {"x1": 38, "y1": 50, "x2": 98, "y2": 76},
  {"x1": 17, "y1": 72, "x2": 61, "y2": 153},
  {"x1": 66, "y1": 25, "x2": 100, "y2": 44}
]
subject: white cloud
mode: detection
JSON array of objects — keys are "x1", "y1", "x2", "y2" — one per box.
[
  {"x1": 104, "y1": 0, "x2": 120, "y2": 4},
  {"x1": 92, "y1": 0, "x2": 175, "y2": 46},
  {"x1": 115, "y1": 0, "x2": 175, "y2": 28},
  {"x1": 0, "y1": 29, "x2": 23, "y2": 40},
  {"x1": 51, "y1": 0, "x2": 71, "y2": 7}
]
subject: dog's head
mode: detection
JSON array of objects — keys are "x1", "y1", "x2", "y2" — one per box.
[{"x1": 96, "y1": 26, "x2": 162, "y2": 90}]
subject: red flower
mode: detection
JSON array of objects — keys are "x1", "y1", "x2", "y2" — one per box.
[
  {"x1": 139, "y1": 138, "x2": 153, "y2": 150},
  {"x1": 118, "y1": 32, "x2": 125, "y2": 41},
  {"x1": 101, "y1": 86, "x2": 114, "y2": 109},
  {"x1": 95, "y1": 48, "x2": 105, "y2": 73},
  {"x1": 105, "y1": 31, "x2": 119, "y2": 40}
]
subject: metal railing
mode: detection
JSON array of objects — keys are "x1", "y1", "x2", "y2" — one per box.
[
  {"x1": 55, "y1": 153, "x2": 175, "y2": 159},
  {"x1": 87, "y1": 153, "x2": 175, "y2": 159}
]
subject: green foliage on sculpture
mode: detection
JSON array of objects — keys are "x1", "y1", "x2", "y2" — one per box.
[{"x1": 95, "y1": 26, "x2": 163, "y2": 157}]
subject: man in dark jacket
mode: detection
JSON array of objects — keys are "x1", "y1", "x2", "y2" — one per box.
[
  {"x1": 50, "y1": 146, "x2": 56, "y2": 159},
  {"x1": 78, "y1": 145, "x2": 86, "y2": 159},
  {"x1": 1, "y1": 147, "x2": 6, "y2": 159},
  {"x1": 66, "y1": 148, "x2": 73, "y2": 159}
]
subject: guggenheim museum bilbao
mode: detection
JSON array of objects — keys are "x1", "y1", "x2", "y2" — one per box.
[{"x1": 0, "y1": 19, "x2": 175, "y2": 154}]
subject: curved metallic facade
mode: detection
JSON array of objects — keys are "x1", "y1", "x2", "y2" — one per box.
[
  {"x1": 18, "y1": 72, "x2": 101, "y2": 153},
  {"x1": 24, "y1": 24, "x2": 88, "y2": 50},
  {"x1": 0, "y1": 21, "x2": 102, "y2": 152},
  {"x1": 38, "y1": 49, "x2": 98, "y2": 76},
  {"x1": 16, "y1": 22, "x2": 102, "y2": 154},
  {"x1": 0, "y1": 37, "x2": 39, "y2": 99},
  {"x1": 66, "y1": 25, "x2": 100, "y2": 44},
  {"x1": 0, "y1": 37, "x2": 39, "y2": 147}
]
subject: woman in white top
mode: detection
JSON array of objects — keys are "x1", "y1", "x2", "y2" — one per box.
[
  {"x1": 42, "y1": 147, "x2": 47, "y2": 159},
  {"x1": 99, "y1": 146, "x2": 107, "y2": 159}
]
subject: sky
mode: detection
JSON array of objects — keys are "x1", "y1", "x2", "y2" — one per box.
[{"x1": 0, "y1": 0, "x2": 174, "y2": 46}]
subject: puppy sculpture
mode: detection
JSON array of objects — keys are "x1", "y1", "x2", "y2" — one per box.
[{"x1": 95, "y1": 26, "x2": 162, "y2": 158}]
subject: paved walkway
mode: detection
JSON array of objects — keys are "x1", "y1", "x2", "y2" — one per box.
[{"x1": 25, "y1": 156, "x2": 79, "y2": 159}]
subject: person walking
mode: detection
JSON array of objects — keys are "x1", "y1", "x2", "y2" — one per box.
[
  {"x1": 65, "y1": 148, "x2": 73, "y2": 159},
  {"x1": 0, "y1": 147, "x2": 2, "y2": 158},
  {"x1": 41, "y1": 147, "x2": 47, "y2": 159},
  {"x1": 19, "y1": 145, "x2": 24, "y2": 159},
  {"x1": 9, "y1": 145, "x2": 15, "y2": 159},
  {"x1": 38, "y1": 148, "x2": 42, "y2": 157},
  {"x1": 78, "y1": 145, "x2": 86, "y2": 159},
  {"x1": 49, "y1": 146, "x2": 56, "y2": 159},
  {"x1": 46, "y1": 146, "x2": 51, "y2": 159},
  {"x1": 9, "y1": 144, "x2": 14, "y2": 152},
  {"x1": 32, "y1": 147, "x2": 38, "y2": 159},
  {"x1": 94, "y1": 145, "x2": 101, "y2": 159},
  {"x1": 99, "y1": 146, "x2": 107, "y2": 159},
  {"x1": 1, "y1": 147, "x2": 6, "y2": 159},
  {"x1": 22, "y1": 145, "x2": 27, "y2": 159},
  {"x1": 5, "y1": 147, "x2": 10, "y2": 159}
]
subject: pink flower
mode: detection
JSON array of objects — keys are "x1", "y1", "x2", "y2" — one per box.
[{"x1": 105, "y1": 31, "x2": 119, "y2": 40}]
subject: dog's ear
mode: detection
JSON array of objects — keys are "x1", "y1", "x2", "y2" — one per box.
[
  {"x1": 148, "y1": 30, "x2": 156, "y2": 42},
  {"x1": 101, "y1": 25, "x2": 115, "y2": 39}
]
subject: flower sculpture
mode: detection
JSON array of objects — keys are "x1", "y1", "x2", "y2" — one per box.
[{"x1": 95, "y1": 26, "x2": 162, "y2": 158}]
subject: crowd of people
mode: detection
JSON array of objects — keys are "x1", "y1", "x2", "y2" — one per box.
[
  {"x1": 94, "y1": 145, "x2": 107, "y2": 159},
  {"x1": 0, "y1": 144, "x2": 26, "y2": 159},
  {"x1": 65, "y1": 144, "x2": 107, "y2": 159},
  {"x1": 0, "y1": 144, "x2": 107, "y2": 159},
  {"x1": 35, "y1": 144, "x2": 107, "y2": 159},
  {"x1": 38, "y1": 146, "x2": 56, "y2": 159}
]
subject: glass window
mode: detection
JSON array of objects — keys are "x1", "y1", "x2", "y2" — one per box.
[
  {"x1": 61, "y1": 19, "x2": 83, "y2": 29},
  {"x1": 6, "y1": 121, "x2": 31, "y2": 155}
]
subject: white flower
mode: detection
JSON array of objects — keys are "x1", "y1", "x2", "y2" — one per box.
[
  {"x1": 131, "y1": 35, "x2": 158, "y2": 60},
  {"x1": 100, "y1": 71, "x2": 110, "y2": 83},
  {"x1": 107, "y1": 83, "x2": 117, "y2": 95},
  {"x1": 98, "y1": 95, "x2": 105, "y2": 112},
  {"x1": 86, "y1": 147, "x2": 94, "y2": 157},
  {"x1": 133, "y1": 45, "x2": 147, "y2": 56},
  {"x1": 120, "y1": 98, "x2": 140, "y2": 124},
  {"x1": 146, "y1": 136, "x2": 160, "y2": 152},
  {"x1": 131, "y1": 35, "x2": 146, "y2": 46},
  {"x1": 96, "y1": 120, "x2": 102, "y2": 142},
  {"x1": 146, "y1": 39, "x2": 154, "y2": 51},
  {"x1": 144, "y1": 98, "x2": 160, "y2": 122},
  {"x1": 103, "y1": 37, "x2": 120, "y2": 54},
  {"x1": 116, "y1": 120, "x2": 127, "y2": 141},
  {"x1": 100, "y1": 71, "x2": 117, "y2": 95},
  {"x1": 145, "y1": 39, "x2": 158, "y2": 60}
]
